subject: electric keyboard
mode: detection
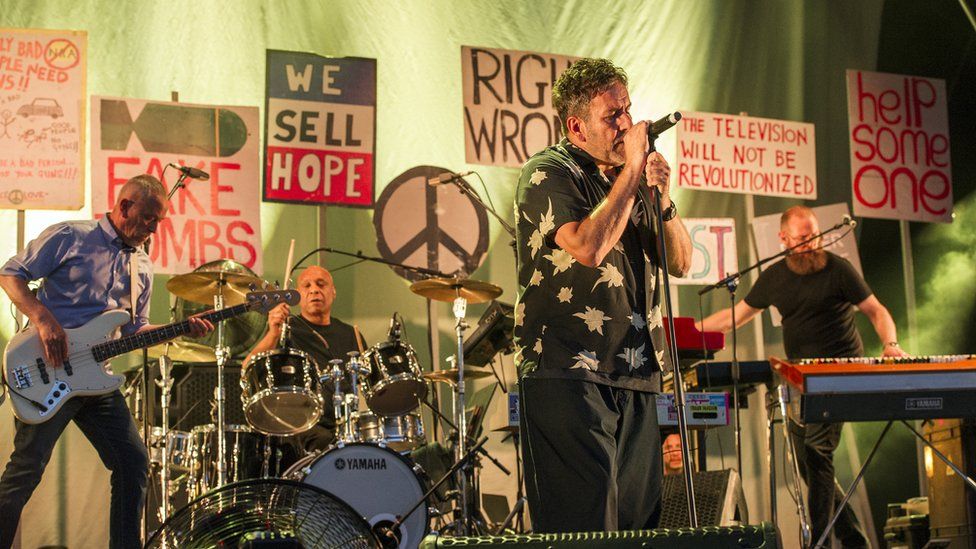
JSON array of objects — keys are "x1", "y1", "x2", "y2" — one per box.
[{"x1": 772, "y1": 355, "x2": 976, "y2": 423}]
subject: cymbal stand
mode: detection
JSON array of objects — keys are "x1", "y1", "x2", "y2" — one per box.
[
  {"x1": 155, "y1": 352, "x2": 174, "y2": 522},
  {"x1": 451, "y1": 293, "x2": 471, "y2": 535},
  {"x1": 326, "y1": 359, "x2": 351, "y2": 444},
  {"x1": 213, "y1": 281, "x2": 230, "y2": 487}
]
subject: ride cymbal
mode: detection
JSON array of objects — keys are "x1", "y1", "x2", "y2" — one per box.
[
  {"x1": 167, "y1": 270, "x2": 262, "y2": 307},
  {"x1": 422, "y1": 368, "x2": 493, "y2": 384},
  {"x1": 409, "y1": 277, "x2": 502, "y2": 304}
]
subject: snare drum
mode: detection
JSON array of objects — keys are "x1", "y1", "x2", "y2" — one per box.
[
  {"x1": 285, "y1": 443, "x2": 429, "y2": 548},
  {"x1": 187, "y1": 424, "x2": 265, "y2": 499},
  {"x1": 241, "y1": 347, "x2": 322, "y2": 435},
  {"x1": 362, "y1": 342, "x2": 427, "y2": 416},
  {"x1": 357, "y1": 412, "x2": 425, "y2": 452}
]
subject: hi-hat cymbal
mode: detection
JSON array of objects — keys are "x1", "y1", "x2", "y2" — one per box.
[
  {"x1": 126, "y1": 339, "x2": 217, "y2": 363},
  {"x1": 422, "y1": 368, "x2": 493, "y2": 384},
  {"x1": 167, "y1": 270, "x2": 262, "y2": 307},
  {"x1": 409, "y1": 277, "x2": 502, "y2": 304}
]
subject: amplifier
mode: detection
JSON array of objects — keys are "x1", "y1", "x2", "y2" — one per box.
[
  {"x1": 660, "y1": 469, "x2": 747, "y2": 528},
  {"x1": 420, "y1": 522, "x2": 780, "y2": 548}
]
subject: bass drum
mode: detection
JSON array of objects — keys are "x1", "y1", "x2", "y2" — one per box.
[{"x1": 285, "y1": 443, "x2": 429, "y2": 549}]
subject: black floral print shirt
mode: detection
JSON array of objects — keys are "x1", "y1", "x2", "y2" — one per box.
[{"x1": 514, "y1": 138, "x2": 665, "y2": 393}]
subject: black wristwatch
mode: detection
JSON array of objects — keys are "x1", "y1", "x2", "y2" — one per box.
[{"x1": 661, "y1": 201, "x2": 677, "y2": 221}]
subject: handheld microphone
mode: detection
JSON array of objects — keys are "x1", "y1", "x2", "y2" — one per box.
[
  {"x1": 168, "y1": 163, "x2": 210, "y2": 180},
  {"x1": 427, "y1": 170, "x2": 474, "y2": 186},
  {"x1": 648, "y1": 112, "x2": 682, "y2": 139}
]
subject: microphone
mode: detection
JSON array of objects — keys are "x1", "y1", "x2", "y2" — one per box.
[
  {"x1": 841, "y1": 215, "x2": 857, "y2": 228},
  {"x1": 387, "y1": 312, "x2": 401, "y2": 340},
  {"x1": 648, "y1": 111, "x2": 682, "y2": 139},
  {"x1": 427, "y1": 170, "x2": 474, "y2": 186},
  {"x1": 168, "y1": 163, "x2": 210, "y2": 180}
]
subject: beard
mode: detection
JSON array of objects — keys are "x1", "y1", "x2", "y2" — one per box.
[{"x1": 785, "y1": 248, "x2": 828, "y2": 275}]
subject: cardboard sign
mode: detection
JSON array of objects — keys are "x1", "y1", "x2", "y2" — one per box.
[
  {"x1": 91, "y1": 96, "x2": 262, "y2": 274},
  {"x1": 264, "y1": 50, "x2": 376, "y2": 207},
  {"x1": 675, "y1": 111, "x2": 817, "y2": 199},
  {"x1": 462, "y1": 46, "x2": 577, "y2": 168},
  {"x1": 0, "y1": 28, "x2": 86, "y2": 210},
  {"x1": 672, "y1": 218, "x2": 737, "y2": 286},
  {"x1": 846, "y1": 70, "x2": 952, "y2": 223}
]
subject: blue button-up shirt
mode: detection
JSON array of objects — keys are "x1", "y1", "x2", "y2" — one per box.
[{"x1": 1, "y1": 216, "x2": 153, "y2": 336}]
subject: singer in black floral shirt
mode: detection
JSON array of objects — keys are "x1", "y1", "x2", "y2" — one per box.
[{"x1": 514, "y1": 58, "x2": 692, "y2": 533}]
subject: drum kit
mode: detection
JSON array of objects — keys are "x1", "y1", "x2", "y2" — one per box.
[{"x1": 133, "y1": 259, "x2": 508, "y2": 547}]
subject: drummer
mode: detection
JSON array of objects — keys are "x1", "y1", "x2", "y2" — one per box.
[{"x1": 244, "y1": 265, "x2": 366, "y2": 463}]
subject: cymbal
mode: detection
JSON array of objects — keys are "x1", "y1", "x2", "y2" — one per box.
[
  {"x1": 422, "y1": 368, "x2": 493, "y2": 384},
  {"x1": 127, "y1": 340, "x2": 217, "y2": 363},
  {"x1": 409, "y1": 277, "x2": 502, "y2": 304},
  {"x1": 167, "y1": 270, "x2": 262, "y2": 307}
]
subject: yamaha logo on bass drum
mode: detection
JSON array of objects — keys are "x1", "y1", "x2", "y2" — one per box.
[{"x1": 334, "y1": 457, "x2": 388, "y2": 471}]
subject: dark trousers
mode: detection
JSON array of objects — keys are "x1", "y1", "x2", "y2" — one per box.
[
  {"x1": 0, "y1": 391, "x2": 148, "y2": 549},
  {"x1": 519, "y1": 377, "x2": 662, "y2": 533},
  {"x1": 789, "y1": 420, "x2": 867, "y2": 548}
]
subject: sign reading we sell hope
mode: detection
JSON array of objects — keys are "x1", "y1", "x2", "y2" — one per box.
[
  {"x1": 846, "y1": 70, "x2": 952, "y2": 223},
  {"x1": 91, "y1": 97, "x2": 263, "y2": 274},
  {"x1": 462, "y1": 46, "x2": 577, "y2": 168},
  {"x1": 264, "y1": 50, "x2": 375, "y2": 207},
  {"x1": 671, "y1": 218, "x2": 738, "y2": 287},
  {"x1": 675, "y1": 111, "x2": 817, "y2": 199},
  {"x1": 0, "y1": 28, "x2": 85, "y2": 210}
]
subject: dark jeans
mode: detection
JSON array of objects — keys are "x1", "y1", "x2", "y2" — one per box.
[
  {"x1": 0, "y1": 391, "x2": 148, "y2": 549},
  {"x1": 789, "y1": 420, "x2": 867, "y2": 548},
  {"x1": 519, "y1": 377, "x2": 662, "y2": 533}
]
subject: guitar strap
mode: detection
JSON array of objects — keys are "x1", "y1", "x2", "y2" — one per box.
[{"x1": 129, "y1": 252, "x2": 139, "y2": 324}]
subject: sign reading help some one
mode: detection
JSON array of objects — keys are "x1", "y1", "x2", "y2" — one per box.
[{"x1": 846, "y1": 69, "x2": 952, "y2": 223}]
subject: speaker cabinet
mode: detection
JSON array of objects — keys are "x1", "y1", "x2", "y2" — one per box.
[{"x1": 660, "y1": 468, "x2": 748, "y2": 528}]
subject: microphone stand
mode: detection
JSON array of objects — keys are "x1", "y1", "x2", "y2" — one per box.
[
  {"x1": 439, "y1": 175, "x2": 516, "y2": 240},
  {"x1": 696, "y1": 217, "x2": 854, "y2": 515},
  {"x1": 141, "y1": 168, "x2": 189, "y2": 536},
  {"x1": 642, "y1": 181, "x2": 699, "y2": 527},
  {"x1": 287, "y1": 246, "x2": 453, "y2": 283}
]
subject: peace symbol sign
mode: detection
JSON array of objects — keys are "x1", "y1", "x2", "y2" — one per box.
[{"x1": 373, "y1": 165, "x2": 490, "y2": 282}]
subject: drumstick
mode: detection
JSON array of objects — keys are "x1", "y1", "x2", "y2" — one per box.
[
  {"x1": 278, "y1": 239, "x2": 296, "y2": 348},
  {"x1": 353, "y1": 325, "x2": 365, "y2": 354},
  {"x1": 283, "y1": 239, "x2": 296, "y2": 289}
]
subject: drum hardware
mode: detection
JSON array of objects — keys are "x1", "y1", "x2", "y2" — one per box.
[
  {"x1": 156, "y1": 352, "x2": 175, "y2": 521},
  {"x1": 378, "y1": 436, "x2": 490, "y2": 548},
  {"x1": 409, "y1": 276, "x2": 502, "y2": 536}
]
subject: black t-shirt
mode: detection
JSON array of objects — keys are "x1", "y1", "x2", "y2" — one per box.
[
  {"x1": 514, "y1": 138, "x2": 665, "y2": 393},
  {"x1": 286, "y1": 315, "x2": 367, "y2": 426},
  {"x1": 744, "y1": 252, "x2": 872, "y2": 359}
]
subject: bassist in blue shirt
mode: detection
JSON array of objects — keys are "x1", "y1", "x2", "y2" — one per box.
[{"x1": 0, "y1": 175, "x2": 212, "y2": 549}]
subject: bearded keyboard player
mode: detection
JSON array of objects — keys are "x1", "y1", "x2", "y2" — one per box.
[{"x1": 702, "y1": 205, "x2": 908, "y2": 548}]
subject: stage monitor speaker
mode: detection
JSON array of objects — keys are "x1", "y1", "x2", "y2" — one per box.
[
  {"x1": 659, "y1": 468, "x2": 747, "y2": 528},
  {"x1": 419, "y1": 522, "x2": 780, "y2": 548}
]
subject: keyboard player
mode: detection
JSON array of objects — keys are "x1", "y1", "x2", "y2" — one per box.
[{"x1": 700, "y1": 205, "x2": 906, "y2": 548}]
